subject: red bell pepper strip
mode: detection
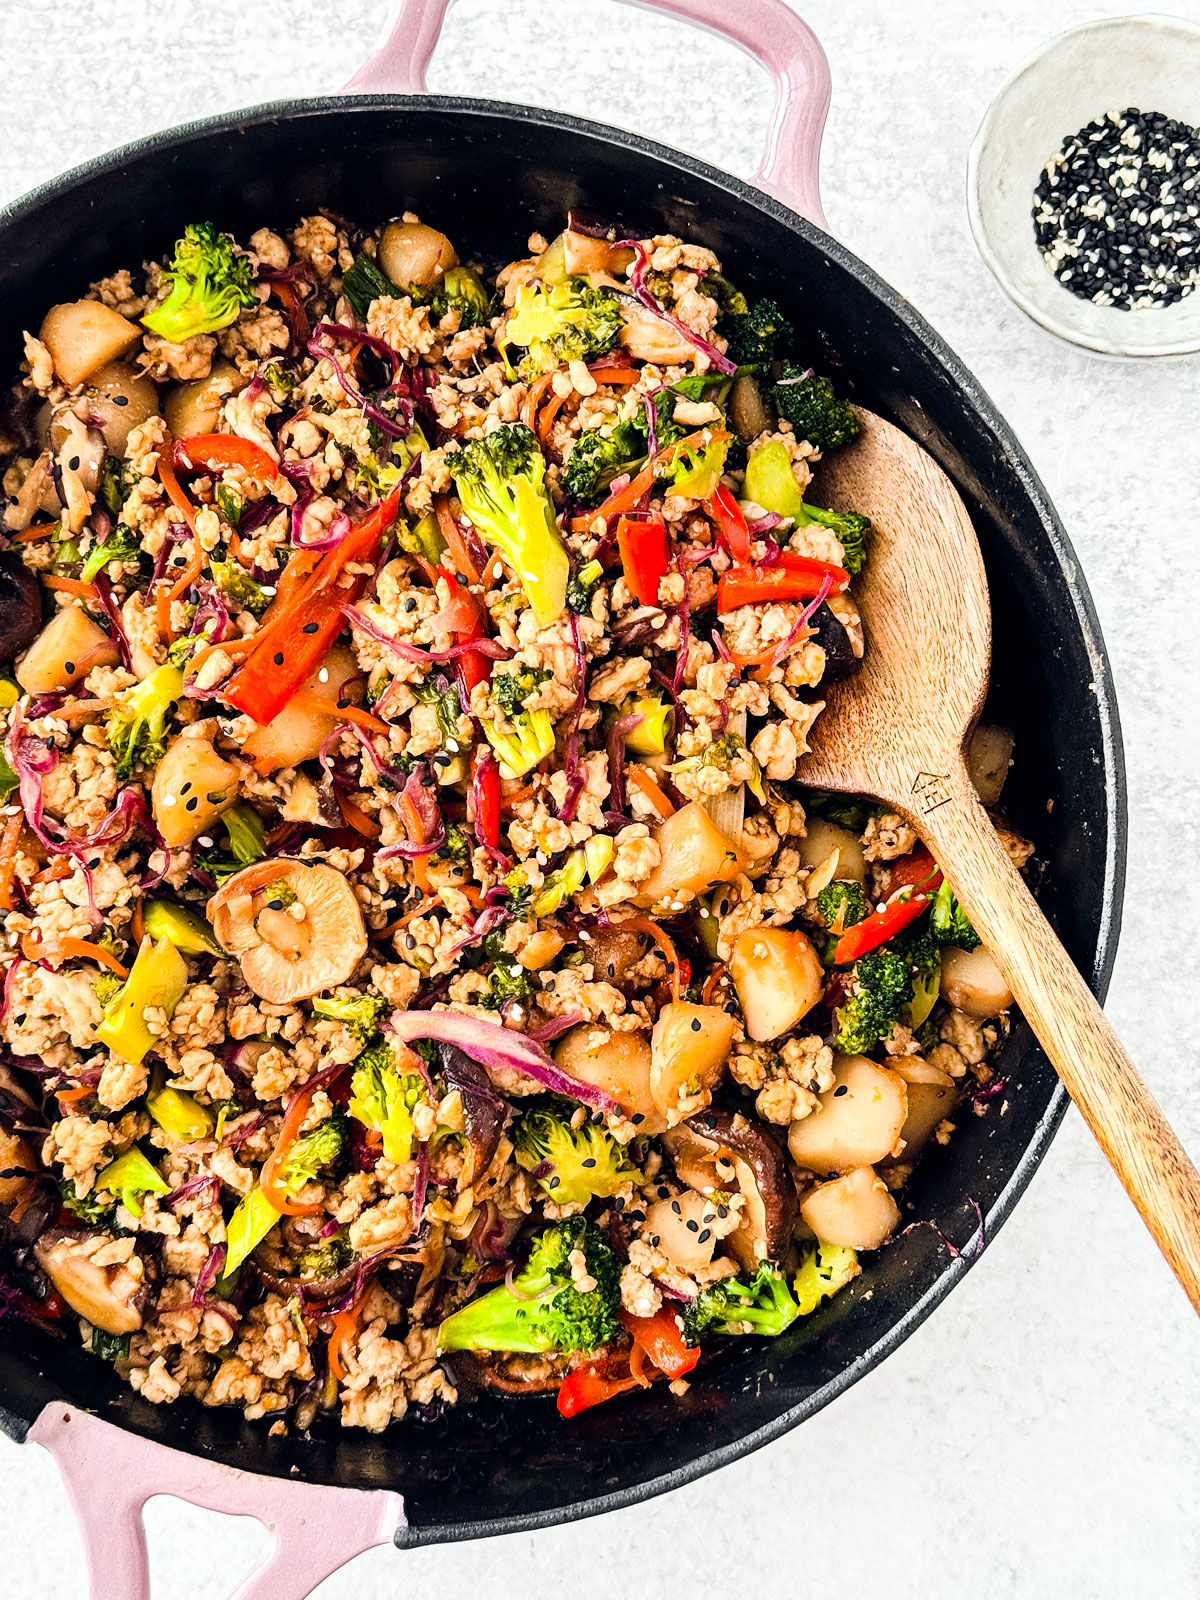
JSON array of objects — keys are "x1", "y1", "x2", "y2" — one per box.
[
  {"x1": 704, "y1": 484, "x2": 751, "y2": 565},
  {"x1": 433, "y1": 567, "x2": 491, "y2": 692},
  {"x1": 619, "y1": 1306, "x2": 700, "y2": 1379},
  {"x1": 832, "y1": 891, "x2": 931, "y2": 966},
  {"x1": 471, "y1": 747, "x2": 501, "y2": 851},
  {"x1": 616, "y1": 515, "x2": 670, "y2": 607},
  {"x1": 717, "y1": 557, "x2": 849, "y2": 613},
  {"x1": 176, "y1": 434, "x2": 282, "y2": 484},
  {"x1": 224, "y1": 489, "x2": 401, "y2": 725},
  {"x1": 878, "y1": 849, "x2": 943, "y2": 899},
  {"x1": 556, "y1": 1365, "x2": 645, "y2": 1418}
]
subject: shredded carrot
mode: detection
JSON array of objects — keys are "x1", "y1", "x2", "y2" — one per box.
[
  {"x1": 288, "y1": 692, "x2": 390, "y2": 737},
  {"x1": 373, "y1": 894, "x2": 439, "y2": 938},
  {"x1": 701, "y1": 962, "x2": 728, "y2": 1007},
  {"x1": 0, "y1": 812, "x2": 23, "y2": 913},
  {"x1": 567, "y1": 427, "x2": 732, "y2": 533},
  {"x1": 482, "y1": 552, "x2": 506, "y2": 588},
  {"x1": 228, "y1": 530, "x2": 250, "y2": 570},
  {"x1": 433, "y1": 494, "x2": 482, "y2": 586},
  {"x1": 627, "y1": 1340, "x2": 654, "y2": 1388},
  {"x1": 55, "y1": 1084, "x2": 95, "y2": 1105},
  {"x1": 521, "y1": 370, "x2": 559, "y2": 431},
  {"x1": 130, "y1": 899, "x2": 145, "y2": 946},
  {"x1": 259, "y1": 1068, "x2": 349, "y2": 1217},
  {"x1": 398, "y1": 793, "x2": 434, "y2": 894},
  {"x1": 336, "y1": 791, "x2": 382, "y2": 840},
  {"x1": 266, "y1": 821, "x2": 300, "y2": 851},
  {"x1": 535, "y1": 389, "x2": 568, "y2": 447},
  {"x1": 156, "y1": 443, "x2": 197, "y2": 533},
  {"x1": 626, "y1": 764, "x2": 675, "y2": 820},
  {"x1": 155, "y1": 583, "x2": 172, "y2": 644},
  {"x1": 271, "y1": 279, "x2": 311, "y2": 347},
  {"x1": 267, "y1": 549, "x2": 322, "y2": 618},
  {"x1": 327, "y1": 1282, "x2": 371, "y2": 1382},
  {"x1": 617, "y1": 915, "x2": 683, "y2": 1001},
  {"x1": 33, "y1": 858, "x2": 73, "y2": 885},
  {"x1": 40, "y1": 574, "x2": 98, "y2": 600},
  {"x1": 166, "y1": 547, "x2": 204, "y2": 605},
  {"x1": 50, "y1": 937, "x2": 129, "y2": 977},
  {"x1": 9, "y1": 524, "x2": 55, "y2": 544},
  {"x1": 498, "y1": 781, "x2": 539, "y2": 812},
  {"x1": 585, "y1": 364, "x2": 643, "y2": 387}
]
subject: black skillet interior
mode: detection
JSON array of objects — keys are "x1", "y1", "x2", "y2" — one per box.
[{"x1": 0, "y1": 99, "x2": 1125, "y2": 1545}]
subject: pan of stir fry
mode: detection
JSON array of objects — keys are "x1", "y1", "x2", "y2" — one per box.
[{"x1": 0, "y1": 0, "x2": 1123, "y2": 1583}]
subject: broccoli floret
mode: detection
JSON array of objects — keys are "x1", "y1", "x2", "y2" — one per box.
[
  {"x1": 502, "y1": 866, "x2": 533, "y2": 920},
  {"x1": 91, "y1": 1328, "x2": 131, "y2": 1362},
  {"x1": 412, "y1": 672, "x2": 464, "y2": 749},
  {"x1": 341, "y1": 253, "x2": 402, "y2": 320},
  {"x1": 793, "y1": 1242, "x2": 859, "y2": 1315},
  {"x1": 799, "y1": 503, "x2": 870, "y2": 576},
  {"x1": 814, "y1": 880, "x2": 871, "y2": 938},
  {"x1": 682, "y1": 1261, "x2": 800, "y2": 1343},
  {"x1": 398, "y1": 509, "x2": 446, "y2": 568},
  {"x1": 770, "y1": 366, "x2": 860, "y2": 451},
  {"x1": 448, "y1": 423, "x2": 569, "y2": 627},
  {"x1": 832, "y1": 946, "x2": 913, "y2": 1054},
  {"x1": 439, "y1": 823, "x2": 472, "y2": 865},
  {"x1": 514, "y1": 1096, "x2": 639, "y2": 1206},
  {"x1": 282, "y1": 1111, "x2": 348, "y2": 1192},
  {"x1": 61, "y1": 1178, "x2": 115, "y2": 1225},
  {"x1": 802, "y1": 789, "x2": 871, "y2": 833},
  {"x1": 260, "y1": 362, "x2": 297, "y2": 400},
  {"x1": 490, "y1": 665, "x2": 550, "y2": 718},
  {"x1": 98, "y1": 456, "x2": 131, "y2": 517},
  {"x1": 93, "y1": 1146, "x2": 171, "y2": 1219},
  {"x1": 667, "y1": 431, "x2": 730, "y2": 500},
  {"x1": 437, "y1": 1218, "x2": 621, "y2": 1355},
  {"x1": 347, "y1": 1039, "x2": 425, "y2": 1164},
  {"x1": 502, "y1": 276, "x2": 623, "y2": 378},
  {"x1": 142, "y1": 222, "x2": 256, "y2": 342},
  {"x1": 720, "y1": 297, "x2": 793, "y2": 368},
  {"x1": 210, "y1": 559, "x2": 270, "y2": 617},
  {"x1": 668, "y1": 731, "x2": 766, "y2": 806},
  {"x1": 432, "y1": 265, "x2": 492, "y2": 329},
  {"x1": 902, "y1": 927, "x2": 942, "y2": 1028},
  {"x1": 312, "y1": 991, "x2": 389, "y2": 1042},
  {"x1": 479, "y1": 946, "x2": 533, "y2": 1011},
  {"x1": 702, "y1": 272, "x2": 749, "y2": 316},
  {"x1": 105, "y1": 663, "x2": 183, "y2": 779},
  {"x1": 80, "y1": 523, "x2": 140, "y2": 582},
  {"x1": 929, "y1": 879, "x2": 980, "y2": 951},
  {"x1": 195, "y1": 800, "x2": 266, "y2": 884},
  {"x1": 562, "y1": 416, "x2": 648, "y2": 505},
  {"x1": 294, "y1": 1232, "x2": 352, "y2": 1281}
]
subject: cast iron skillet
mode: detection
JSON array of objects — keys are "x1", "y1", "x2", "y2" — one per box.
[{"x1": 0, "y1": 2, "x2": 1125, "y2": 1593}]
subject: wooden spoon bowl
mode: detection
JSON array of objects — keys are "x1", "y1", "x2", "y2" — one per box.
[{"x1": 796, "y1": 409, "x2": 1200, "y2": 1310}]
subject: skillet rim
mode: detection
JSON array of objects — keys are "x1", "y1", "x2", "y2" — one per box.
[{"x1": 0, "y1": 92, "x2": 1126, "y2": 1541}]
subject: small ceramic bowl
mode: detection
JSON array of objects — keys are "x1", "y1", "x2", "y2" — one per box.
[{"x1": 968, "y1": 12, "x2": 1200, "y2": 356}]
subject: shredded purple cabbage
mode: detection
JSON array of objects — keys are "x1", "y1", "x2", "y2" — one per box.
[
  {"x1": 338, "y1": 603, "x2": 509, "y2": 667},
  {"x1": 385, "y1": 1009, "x2": 615, "y2": 1111}
]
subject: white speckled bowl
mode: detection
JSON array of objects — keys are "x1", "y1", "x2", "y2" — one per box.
[{"x1": 968, "y1": 13, "x2": 1200, "y2": 356}]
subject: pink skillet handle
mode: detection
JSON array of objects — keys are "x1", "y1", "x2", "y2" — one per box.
[
  {"x1": 29, "y1": 1405, "x2": 404, "y2": 1600},
  {"x1": 343, "y1": 0, "x2": 831, "y2": 227}
]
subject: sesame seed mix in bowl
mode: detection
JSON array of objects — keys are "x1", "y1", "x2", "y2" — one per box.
[
  {"x1": 0, "y1": 211, "x2": 1031, "y2": 1429},
  {"x1": 1033, "y1": 107, "x2": 1200, "y2": 309}
]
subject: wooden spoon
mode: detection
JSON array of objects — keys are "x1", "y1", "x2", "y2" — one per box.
[{"x1": 795, "y1": 407, "x2": 1200, "y2": 1310}]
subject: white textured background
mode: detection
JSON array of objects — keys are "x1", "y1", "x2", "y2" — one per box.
[{"x1": 2, "y1": 1, "x2": 1198, "y2": 1595}]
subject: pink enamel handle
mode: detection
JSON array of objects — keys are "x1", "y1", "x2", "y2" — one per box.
[
  {"x1": 29, "y1": 1406, "x2": 404, "y2": 1600},
  {"x1": 344, "y1": 0, "x2": 831, "y2": 226}
]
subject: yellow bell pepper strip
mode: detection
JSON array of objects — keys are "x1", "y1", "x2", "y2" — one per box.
[
  {"x1": 222, "y1": 488, "x2": 401, "y2": 726},
  {"x1": 616, "y1": 515, "x2": 669, "y2": 606},
  {"x1": 141, "y1": 899, "x2": 222, "y2": 957},
  {"x1": 147, "y1": 1081, "x2": 214, "y2": 1144},
  {"x1": 95, "y1": 935, "x2": 189, "y2": 1064},
  {"x1": 716, "y1": 556, "x2": 849, "y2": 613},
  {"x1": 94, "y1": 1147, "x2": 171, "y2": 1219}
]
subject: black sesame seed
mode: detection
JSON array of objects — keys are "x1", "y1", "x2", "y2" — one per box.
[
  {"x1": 68, "y1": 455, "x2": 80, "y2": 471},
  {"x1": 630, "y1": 1114, "x2": 644, "y2": 1125},
  {"x1": 267, "y1": 899, "x2": 282, "y2": 911},
  {"x1": 690, "y1": 1018, "x2": 701, "y2": 1032},
  {"x1": 581, "y1": 1157, "x2": 596, "y2": 1168},
  {"x1": 834, "y1": 1084, "x2": 848, "y2": 1097},
  {"x1": 671, "y1": 1200, "x2": 682, "y2": 1214},
  {"x1": 273, "y1": 651, "x2": 285, "y2": 665},
  {"x1": 405, "y1": 934, "x2": 416, "y2": 948},
  {"x1": 180, "y1": 782, "x2": 192, "y2": 794},
  {"x1": 63, "y1": 661, "x2": 75, "y2": 674},
  {"x1": 697, "y1": 1228, "x2": 711, "y2": 1243},
  {"x1": 656, "y1": 1185, "x2": 670, "y2": 1199},
  {"x1": 113, "y1": 395, "x2": 128, "y2": 406},
  {"x1": 14, "y1": 1015, "x2": 26, "y2": 1027},
  {"x1": 685, "y1": 1219, "x2": 699, "y2": 1233},
  {"x1": 185, "y1": 796, "x2": 199, "y2": 811},
  {"x1": 302, "y1": 621, "x2": 318, "y2": 634}
]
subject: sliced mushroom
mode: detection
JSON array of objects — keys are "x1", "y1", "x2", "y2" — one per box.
[
  {"x1": 0, "y1": 1126, "x2": 37, "y2": 1207},
  {"x1": 437, "y1": 1042, "x2": 508, "y2": 1192},
  {"x1": 663, "y1": 1107, "x2": 798, "y2": 1269},
  {"x1": 82, "y1": 362, "x2": 161, "y2": 458},
  {"x1": 207, "y1": 857, "x2": 368, "y2": 1004},
  {"x1": 618, "y1": 304, "x2": 697, "y2": 365},
  {"x1": 34, "y1": 1229, "x2": 144, "y2": 1335},
  {"x1": 0, "y1": 553, "x2": 42, "y2": 662},
  {"x1": 2, "y1": 450, "x2": 57, "y2": 534}
]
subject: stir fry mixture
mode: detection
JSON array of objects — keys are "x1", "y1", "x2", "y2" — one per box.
[{"x1": 0, "y1": 211, "x2": 1032, "y2": 1430}]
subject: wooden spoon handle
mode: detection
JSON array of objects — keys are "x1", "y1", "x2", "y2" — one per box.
[{"x1": 917, "y1": 764, "x2": 1200, "y2": 1312}]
